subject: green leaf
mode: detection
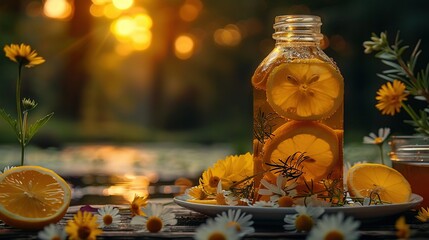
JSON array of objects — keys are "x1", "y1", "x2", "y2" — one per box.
[
  {"x1": 27, "y1": 112, "x2": 54, "y2": 143},
  {"x1": 381, "y1": 60, "x2": 403, "y2": 70},
  {"x1": 375, "y1": 52, "x2": 396, "y2": 60},
  {"x1": 0, "y1": 108, "x2": 18, "y2": 136},
  {"x1": 376, "y1": 73, "x2": 395, "y2": 81}
]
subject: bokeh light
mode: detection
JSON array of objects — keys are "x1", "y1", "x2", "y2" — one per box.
[
  {"x1": 174, "y1": 35, "x2": 195, "y2": 60},
  {"x1": 43, "y1": 0, "x2": 73, "y2": 20},
  {"x1": 214, "y1": 24, "x2": 242, "y2": 47},
  {"x1": 179, "y1": 0, "x2": 203, "y2": 22},
  {"x1": 112, "y1": 0, "x2": 134, "y2": 10}
]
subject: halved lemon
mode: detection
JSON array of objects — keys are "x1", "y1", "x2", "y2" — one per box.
[
  {"x1": 262, "y1": 121, "x2": 339, "y2": 182},
  {"x1": 347, "y1": 163, "x2": 411, "y2": 204},
  {"x1": 0, "y1": 165, "x2": 72, "y2": 229},
  {"x1": 266, "y1": 59, "x2": 344, "y2": 120}
]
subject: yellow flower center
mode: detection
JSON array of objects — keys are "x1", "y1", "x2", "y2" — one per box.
[
  {"x1": 295, "y1": 214, "x2": 313, "y2": 232},
  {"x1": 146, "y1": 216, "x2": 163, "y2": 233},
  {"x1": 374, "y1": 137, "x2": 383, "y2": 144},
  {"x1": 208, "y1": 231, "x2": 227, "y2": 240},
  {"x1": 103, "y1": 214, "x2": 113, "y2": 225},
  {"x1": 52, "y1": 236, "x2": 61, "y2": 240},
  {"x1": 131, "y1": 203, "x2": 140, "y2": 216},
  {"x1": 77, "y1": 226, "x2": 91, "y2": 239},
  {"x1": 278, "y1": 196, "x2": 294, "y2": 207},
  {"x1": 209, "y1": 176, "x2": 220, "y2": 188},
  {"x1": 324, "y1": 230, "x2": 344, "y2": 240},
  {"x1": 226, "y1": 221, "x2": 241, "y2": 232}
]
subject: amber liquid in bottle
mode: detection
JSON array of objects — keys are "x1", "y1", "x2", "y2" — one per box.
[{"x1": 252, "y1": 15, "x2": 344, "y2": 198}]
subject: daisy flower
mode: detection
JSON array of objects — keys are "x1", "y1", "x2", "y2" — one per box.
[
  {"x1": 416, "y1": 207, "x2": 429, "y2": 222},
  {"x1": 199, "y1": 153, "x2": 253, "y2": 195},
  {"x1": 306, "y1": 212, "x2": 360, "y2": 240},
  {"x1": 252, "y1": 200, "x2": 279, "y2": 208},
  {"x1": 194, "y1": 218, "x2": 241, "y2": 240},
  {"x1": 130, "y1": 194, "x2": 148, "y2": 216},
  {"x1": 214, "y1": 209, "x2": 254, "y2": 237},
  {"x1": 363, "y1": 127, "x2": 390, "y2": 145},
  {"x1": 96, "y1": 205, "x2": 121, "y2": 228},
  {"x1": 363, "y1": 127, "x2": 390, "y2": 164},
  {"x1": 395, "y1": 216, "x2": 410, "y2": 239},
  {"x1": 284, "y1": 205, "x2": 324, "y2": 232},
  {"x1": 0, "y1": 166, "x2": 14, "y2": 174},
  {"x1": 185, "y1": 185, "x2": 207, "y2": 200},
  {"x1": 37, "y1": 224, "x2": 67, "y2": 240},
  {"x1": 130, "y1": 203, "x2": 177, "y2": 233},
  {"x1": 4, "y1": 43, "x2": 45, "y2": 67},
  {"x1": 294, "y1": 194, "x2": 331, "y2": 208},
  {"x1": 258, "y1": 175, "x2": 297, "y2": 207},
  {"x1": 375, "y1": 80, "x2": 408, "y2": 116},
  {"x1": 65, "y1": 211, "x2": 102, "y2": 240}
]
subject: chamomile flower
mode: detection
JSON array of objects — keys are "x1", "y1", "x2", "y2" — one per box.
[
  {"x1": 214, "y1": 209, "x2": 255, "y2": 237},
  {"x1": 252, "y1": 200, "x2": 279, "y2": 208},
  {"x1": 194, "y1": 218, "x2": 241, "y2": 240},
  {"x1": 96, "y1": 205, "x2": 121, "y2": 228},
  {"x1": 295, "y1": 194, "x2": 331, "y2": 207},
  {"x1": 306, "y1": 212, "x2": 360, "y2": 240},
  {"x1": 0, "y1": 166, "x2": 14, "y2": 174},
  {"x1": 130, "y1": 194, "x2": 148, "y2": 216},
  {"x1": 258, "y1": 175, "x2": 297, "y2": 207},
  {"x1": 416, "y1": 207, "x2": 429, "y2": 222},
  {"x1": 130, "y1": 203, "x2": 177, "y2": 233},
  {"x1": 65, "y1": 211, "x2": 102, "y2": 240},
  {"x1": 37, "y1": 224, "x2": 67, "y2": 240},
  {"x1": 363, "y1": 127, "x2": 390, "y2": 145},
  {"x1": 284, "y1": 205, "x2": 324, "y2": 232}
]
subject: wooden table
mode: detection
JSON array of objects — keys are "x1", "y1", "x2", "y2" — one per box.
[{"x1": 1, "y1": 200, "x2": 429, "y2": 239}]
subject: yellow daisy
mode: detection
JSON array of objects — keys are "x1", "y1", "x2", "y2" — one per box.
[
  {"x1": 4, "y1": 43, "x2": 45, "y2": 67},
  {"x1": 130, "y1": 194, "x2": 148, "y2": 216},
  {"x1": 199, "y1": 153, "x2": 253, "y2": 195},
  {"x1": 416, "y1": 207, "x2": 429, "y2": 222},
  {"x1": 375, "y1": 80, "x2": 408, "y2": 116},
  {"x1": 65, "y1": 211, "x2": 102, "y2": 240}
]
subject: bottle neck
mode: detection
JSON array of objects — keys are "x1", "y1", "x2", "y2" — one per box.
[{"x1": 272, "y1": 15, "x2": 323, "y2": 45}]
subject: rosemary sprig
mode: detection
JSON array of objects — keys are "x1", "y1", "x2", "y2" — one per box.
[
  {"x1": 265, "y1": 151, "x2": 307, "y2": 179},
  {"x1": 253, "y1": 108, "x2": 277, "y2": 144}
]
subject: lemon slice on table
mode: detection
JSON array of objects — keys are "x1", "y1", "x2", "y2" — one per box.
[
  {"x1": 266, "y1": 59, "x2": 344, "y2": 120},
  {"x1": 347, "y1": 163, "x2": 411, "y2": 204},
  {"x1": 0, "y1": 166, "x2": 72, "y2": 229},
  {"x1": 262, "y1": 121, "x2": 339, "y2": 182}
]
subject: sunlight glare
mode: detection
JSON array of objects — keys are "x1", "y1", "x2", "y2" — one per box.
[
  {"x1": 90, "y1": 4, "x2": 104, "y2": 17},
  {"x1": 104, "y1": 3, "x2": 121, "y2": 19},
  {"x1": 112, "y1": 16, "x2": 136, "y2": 36}
]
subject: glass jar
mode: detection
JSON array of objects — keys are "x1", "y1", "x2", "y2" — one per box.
[
  {"x1": 389, "y1": 135, "x2": 429, "y2": 207},
  {"x1": 252, "y1": 15, "x2": 344, "y2": 197}
]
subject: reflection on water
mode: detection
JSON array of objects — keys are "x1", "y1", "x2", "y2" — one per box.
[{"x1": 0, "y1": 143, "x2": 233, "y2": 205}]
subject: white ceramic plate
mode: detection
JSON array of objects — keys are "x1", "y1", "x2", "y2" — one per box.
[{"x1": 174, "y1": 194, "x2": 423, "y2": 220}]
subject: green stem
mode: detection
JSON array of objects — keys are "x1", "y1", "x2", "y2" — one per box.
[
  {"x1": 16, "y1": 64, "x2": 25, "y2": 166},
  {"x1": 378, "y1": 144, "x2": 385, "y2": 165}
]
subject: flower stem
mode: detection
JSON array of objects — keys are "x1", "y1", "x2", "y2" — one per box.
[
  {"x1": 16, "y1": 64, "x2": 25, "y2": 166},
  {"x1": 378, "y1": 144, "x2": 385, "y2": 165}
]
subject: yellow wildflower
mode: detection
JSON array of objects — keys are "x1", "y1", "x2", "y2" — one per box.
[
  {"x1": 130, "y1": 194, "x2": 148, "y2": 216},
  {"x1": 199, "y1": 153, "x2": 253, "y2": 195},
  {"x1": 416, "y1": 207, "x2": 429, "y2": 222},
  {"x1": 375, "y1": 80, "x2": 408, "y2": 116},
  {"x1": 395, "y1": 216, "x2": 410, "y2": 240},
  {"x1": 65, "y1": 211, "x2": 102, "y2": 240},
  {"x1": 4, "y1": 43, "x2": 45, "y2": 67}
]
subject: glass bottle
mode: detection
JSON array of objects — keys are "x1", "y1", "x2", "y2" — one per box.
[{"x1": 252, "y1": 15, "x2": 344, "y2": 200}]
